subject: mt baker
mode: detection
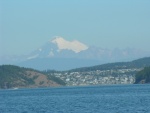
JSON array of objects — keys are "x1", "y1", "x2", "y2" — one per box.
[{"x1": 10, "y1": 37, "x2": 150, "y2": 70}]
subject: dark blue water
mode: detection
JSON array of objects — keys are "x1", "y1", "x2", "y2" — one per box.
[{"x1": 0, "y1": 84, "x2": 150, "y2": 113}]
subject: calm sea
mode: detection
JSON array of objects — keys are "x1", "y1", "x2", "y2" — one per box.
[{"x1": 0, "y1": 84, "x2": 150, "y2": 113}]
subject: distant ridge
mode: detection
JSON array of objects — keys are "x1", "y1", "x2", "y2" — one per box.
[{"x1": 68, "y1": 57, "x2": 150, "y2": 72}]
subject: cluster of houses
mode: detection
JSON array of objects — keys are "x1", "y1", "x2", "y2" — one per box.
[{"x1": 51, "y1": 68, "x2": 142, "y2": 86}]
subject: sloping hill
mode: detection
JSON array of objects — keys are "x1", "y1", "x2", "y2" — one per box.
[
  {"x1": 0, "y1": 65, "x2": 65, "y2": 89},
  {"x1": 69, "y1": 57, "x2": 150, "y2": 72}
]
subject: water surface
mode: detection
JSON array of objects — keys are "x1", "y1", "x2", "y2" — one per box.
[{"x1": 0, "y1": 84, "x2": 150, "y2": 113}]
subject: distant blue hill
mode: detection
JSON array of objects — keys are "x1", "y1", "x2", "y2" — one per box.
[
  {"x1": 17, "y1": 58, "x2": 100, "y2": 71},
  {"x1": 69, "y1": 57, "x2": 150, "y2": 72}
]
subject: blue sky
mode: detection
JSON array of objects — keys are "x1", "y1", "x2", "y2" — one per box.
[{"x1": 0, "y1": 0, "x2": 150, "y2": 56}]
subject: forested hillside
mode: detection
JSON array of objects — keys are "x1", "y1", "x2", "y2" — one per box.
[
  {"x1": 134, "y1": 67, "x2": 150, "y2": 84},
  {"x1": 0, "y1": 65, "x2": 65, "y2": 89}
]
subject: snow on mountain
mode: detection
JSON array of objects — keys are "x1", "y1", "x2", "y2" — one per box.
[
  {"x1": 27, "y1": 36, "x2": 90, "y2": 59},
  {"x1": 51, "y1": 36, "x2": 88, "y2": 53}
]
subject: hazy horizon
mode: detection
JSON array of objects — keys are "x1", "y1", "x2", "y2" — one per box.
[{"x1": 1, "y1": 0, "x2": 150, "y2": 56}]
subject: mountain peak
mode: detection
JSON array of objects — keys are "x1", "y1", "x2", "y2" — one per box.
[{"x1": 50, "y1": 36, "x2": 88, "y2": 53}]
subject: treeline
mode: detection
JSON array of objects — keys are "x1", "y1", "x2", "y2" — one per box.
[{"x1": 135, "y1": 67, "x2": 150, "y2": 84}]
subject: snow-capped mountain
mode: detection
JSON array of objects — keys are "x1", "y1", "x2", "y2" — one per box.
[
  {"x1": 27, "y1": 36, "x2": 149, "y2": 61},
  {"x1": 15, "y1": 37, "x2": 98, "y2": 70},
  {"x1": 1, "y1": 36, "x2": 150, "y2": 70},
  {"x1": 27, "y1": 36, "x2": 90, "y2": 59}
]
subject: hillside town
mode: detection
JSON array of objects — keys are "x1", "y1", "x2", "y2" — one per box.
[{"x1": 49, "y1": 68, "x2": 142, "y2": 86}]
